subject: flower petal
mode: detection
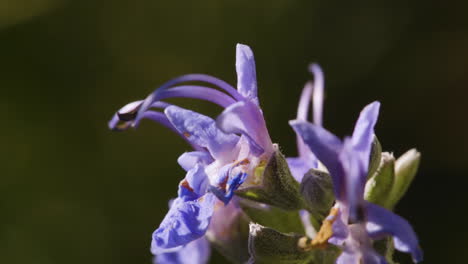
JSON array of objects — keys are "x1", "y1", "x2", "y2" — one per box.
[
  {"x1": 336, "y1": 248, "x2": 387, "y2": 264},
  {"x1": 351, "y1": 101, "x2": 380, "y2": 170},
  {"x1": 365, "y1": 202, "x2": 423, "y2": 262},
  {"x1": 328, "y1": 208, "x2": 349, "y2": 246},
  {"x1": 216, "y1": 100, "x2": 272, "y2": 156},
  {"x1": 209, "y1": 164, "x2": 247, "y2": 204},
  {"x1": 289, "y1": 120, "x2": 344, "y2": 197},
  {"x1": 164, "y1": 106, "x2": 239, "y2": 161},
  {"x1": 151, "y1": 194, "x2": 216, "y2": 254},
  {"x1": 286, "y1": 157, "x2": 316, "y2": 182},
  {"x1": 178, "y1": 164, "x2": 209, "y2": 201},
  {"x1": 340, "y1": 139, "x2": 367, "y2": 221},
  {"x1": 177, "y1": 151, "x2": 213, "y2": 172},
  {"x1": 335, "y1": 249, "x2": 362, "y2": 264},
  {"x1": 155, "y1": 236, "x2": 211, "y2": 264},
  {"x1": 236, "y1": 44, "x2": 258, "y2": 105}
]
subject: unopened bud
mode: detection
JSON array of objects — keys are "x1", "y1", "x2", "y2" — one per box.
[
  {"x1": 387, "y1": 149, "x2": 421, "y2": 208},
  {"x1": 300, "y1": 169, "x2": 335, "y2": 220},
  {"x1": 364, "y1": 152, "x2": 395, "y2": 208}
]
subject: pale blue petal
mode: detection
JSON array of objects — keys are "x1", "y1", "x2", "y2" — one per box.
[
  {"x1": 178, "y1": 164, "x2": 209, "y2": 201},
  {"x1": 335, "y1": 249, "x2": 361, "y2": 264},
  {"x1": 328, "y1": 210, "x2": 349, "y2": 246},
  {"x1": 165, "y1": 106, "x2": 239, "y2": 160},
  {"x1": 365, "y1": 202, "x2": 423, "y2": 263},
  {"x1": 351, "y1": 101, "x2": 380, "y2": 170},
  {"x1": 216, "y1": 100, "x2": 272, "y2": 156},
  {"x1": 155, "y1": 236, "x2": 211, "y2": 264},
  {"x1": 151, "y1": 194, "x2": 216, "y2": 254},
  {"x1": 236, "y1": 44, "x2": 258, "y2": 105},
  {"x1": 340, "y1": 139, "x2": 367, "y2": 221},
  {"x1": 177, "y1": 151, "x2": 213, "y2": 172},
  {"x1": 286, "y1": 157, "x2": 317, "y2": 182},
  {"x1": 362, "y1": 250, "x2": 388, "y2": 264},
  {"x1": 289, "y1": 120, "x2": 344, "y2": 198}
]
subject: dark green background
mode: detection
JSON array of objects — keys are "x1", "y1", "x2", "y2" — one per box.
[{"x1": 1, "y1": 0, "x2": 467, "y2": 263}]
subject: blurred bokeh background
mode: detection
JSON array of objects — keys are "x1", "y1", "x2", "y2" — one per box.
[{"x1": 1, "y1": 0, "x2": 467, "y2": 263}]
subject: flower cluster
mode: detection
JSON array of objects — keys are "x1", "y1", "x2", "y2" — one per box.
[{"x1": 109, "y1": 44, "x2": 423, "y2": 264}]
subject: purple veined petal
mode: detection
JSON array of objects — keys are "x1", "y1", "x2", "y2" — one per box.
[
  {"x1": 365, "y1": 202, "x2": 423, "y2": 263},
  {"x1": 154, "y1": 236, "x2": 211, "y2": 264},
  {"x1": 177, "y1": 151, "x2": 213, "y2": 172},
  {"x1": 236, "y1": 44, "x2": 258, "y2": 105},
  {"x1": 340, "y1": 139, "x2": 367, "y2": 222},
  {"x1": 289, "y1": 120, "x2": 344, "y2": 198},
  {"x1": 151, "y1": 193, "x2": 216, "y2": 254},
  {"x1": 185, "y1": 164, "x2": 209, "y2": 197},
  {"x1": 216, "y1": 100, "x2": 272, "y2": 156},
  {"x1": 164, "y1": 105, "x2": 239, "y2": 161},
  {"x1": 351, "y1": 101, "x2": 380, "y2": 170},
  {"x1": 178, "y1": 164, "x2": 210, "y2": 201},
  {"x1": 309, "y1": 64, "x2": 324, "y2": 127}
]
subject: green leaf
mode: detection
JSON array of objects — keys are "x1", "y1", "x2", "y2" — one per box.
[
  {"x1": 236, "y1": 146, "x2": 305, "y2": 211},
  {"x1": 240, "y1": 200, "x2": 305, "y2": 234}
]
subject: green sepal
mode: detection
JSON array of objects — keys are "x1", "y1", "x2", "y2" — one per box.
[
  {"x1": 300, "y1": 169, "x2": 335, "y2": 221},
  {"x1": 367, "y1": 136, "x2": 382, "y2": 179},
  {"x1": 235, "y1": 146, "x2": 305, "y2": 210},
  {"x1": 364, "y1": 152, "x2": 395, "y2": 208},
  {"x1": 239, "y1": 199, "x2": 305, "y2": 234},
  {"x1": 247, "y1": 223, "x2": 340, "y2": 264},
  {"x1": 248, "y1": 223, "x2": 328, "y2": 264},
  {"x1": 387, "y1": 149, "x2": 421, "y2": 208}
]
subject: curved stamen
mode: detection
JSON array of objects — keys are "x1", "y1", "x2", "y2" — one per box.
[
  {"x1": 135, "y1": 85, "x2": 238, "y2": 127},
  {"x1": 150, "y1": 74, "x2": 243, "y2": 101},
  {"x1": 309, "y1": 64, "x2": 324, "y2": 127},
  {"x1": 296, "y1": 82, "x2": 313, "y2": 121},
  {"x1": 156, "y1": 86, "x2": 237, "y2": 108},
  {"x1": 295, "y1": 82, "x2": 313, "y2": 158},
  {"x1": 108, "y1": 100, "x2": 172, "y2": 130}
]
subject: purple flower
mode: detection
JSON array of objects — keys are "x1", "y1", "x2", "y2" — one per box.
[
  {"x1": 155, "y1": 237, "x2": 211, "y2": 264},
  {"x1": 286, "y1": 64, "x2": 324, "y2": 182},
  {"x1": 109, "y1": 44, "x2": 274, "y2": 262},
  {"x1": 290, "y1": 92, "x2": 423, "y2": 262}
]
